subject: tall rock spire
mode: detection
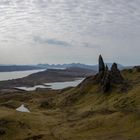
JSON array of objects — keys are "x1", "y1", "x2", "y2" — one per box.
[{"x1": 99, "y1": 55, "x2": 105, "y2": 72}]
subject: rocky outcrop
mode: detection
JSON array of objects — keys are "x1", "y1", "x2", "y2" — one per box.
[
  {"x1": 101, "y1": 65, "x2": 111, "y2": 92},
  {"x1": 110, "y1": 63, "x2": 124, "y2": 84},
  {"x1": 99, "y1": 55, "x2": 105, "y2": 72},
  {"x1": 133, "y1": 66, "x2": 140, "y2": 72},
  {"x1": 96, "y1": 55, "x2": 124, "y2": 92}
]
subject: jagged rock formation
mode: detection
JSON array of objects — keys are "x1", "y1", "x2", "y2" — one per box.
[
  {"x1": 99, "y1": 55, "x2": 105, "y2": 72},
  {"x1": 96, "y1": 55, "x2": 124, "y2": 92},
  {"x1": 110, "y1": 63, "x2": 124, "y2": 84},
  {"x1": 101, "y1": 65, "x2": 111, "y2": 92}
]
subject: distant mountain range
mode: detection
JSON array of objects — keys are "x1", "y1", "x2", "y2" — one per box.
[
  {"x1": 37, "y1": 63, "x2": 128, "y2": 71},
  {"x1": 0, "y1": 63, "x2": 132, "y2": 72},
  {"x1": 0, "y1": 65, "x2": 42, "y2": 72}
]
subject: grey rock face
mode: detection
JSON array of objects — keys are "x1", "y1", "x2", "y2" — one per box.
[
  {"x1": 99, "y1": 55, "x2": 105, "y2": 72},
  {"x1": 110, "y1": 63, "x2": 124, "y2": 84},
  {"x1": 101, "y1": 65, "x2": 111, "y2": 92},
  {"x1": 96, "y1": 56, "x2": 124, "y2": 92}
]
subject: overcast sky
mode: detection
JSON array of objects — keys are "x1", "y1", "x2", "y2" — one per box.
[{"x1": 0, "y1": 0, "x2": 140, "y2": 65}]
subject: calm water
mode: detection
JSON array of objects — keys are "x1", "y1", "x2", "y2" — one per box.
[
  {"x1": 45, "y1": 79, "x2": 84, "y2": 90},
  {"x1": 15, "y1": 85, "x2": 49, "y2": 91},
  {"x1": 16, "y1": 78, "x2": 84, "y2": 91},
  {"x1": 0, "y1": 69, "x2": 46, "y2": 81}
]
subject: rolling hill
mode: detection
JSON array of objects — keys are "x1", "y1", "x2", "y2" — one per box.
[{"x1": 0, "y1": 57, "x2": 139, "y2": 140}]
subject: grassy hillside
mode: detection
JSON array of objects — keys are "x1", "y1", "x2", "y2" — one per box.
[{"x1": 0, "y1": 68, "x2": 140, "y2": 140}]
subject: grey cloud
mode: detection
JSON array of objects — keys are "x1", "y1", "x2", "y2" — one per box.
[
  {"x1": 0, "y1": 0, "x2": 12, "y2": 4},
  {"x1": 46, "y1": 39, "x2": 71, "y2": 47},
  {"x1": 83, "y1": 43, "x2": 100, "y2": 49},
  {"x1": 33, "y1": 36, "x2": 71, "y2": 47},
  {"x1": 0, "y1": 0, "x2": 139, "y2": 65}
]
